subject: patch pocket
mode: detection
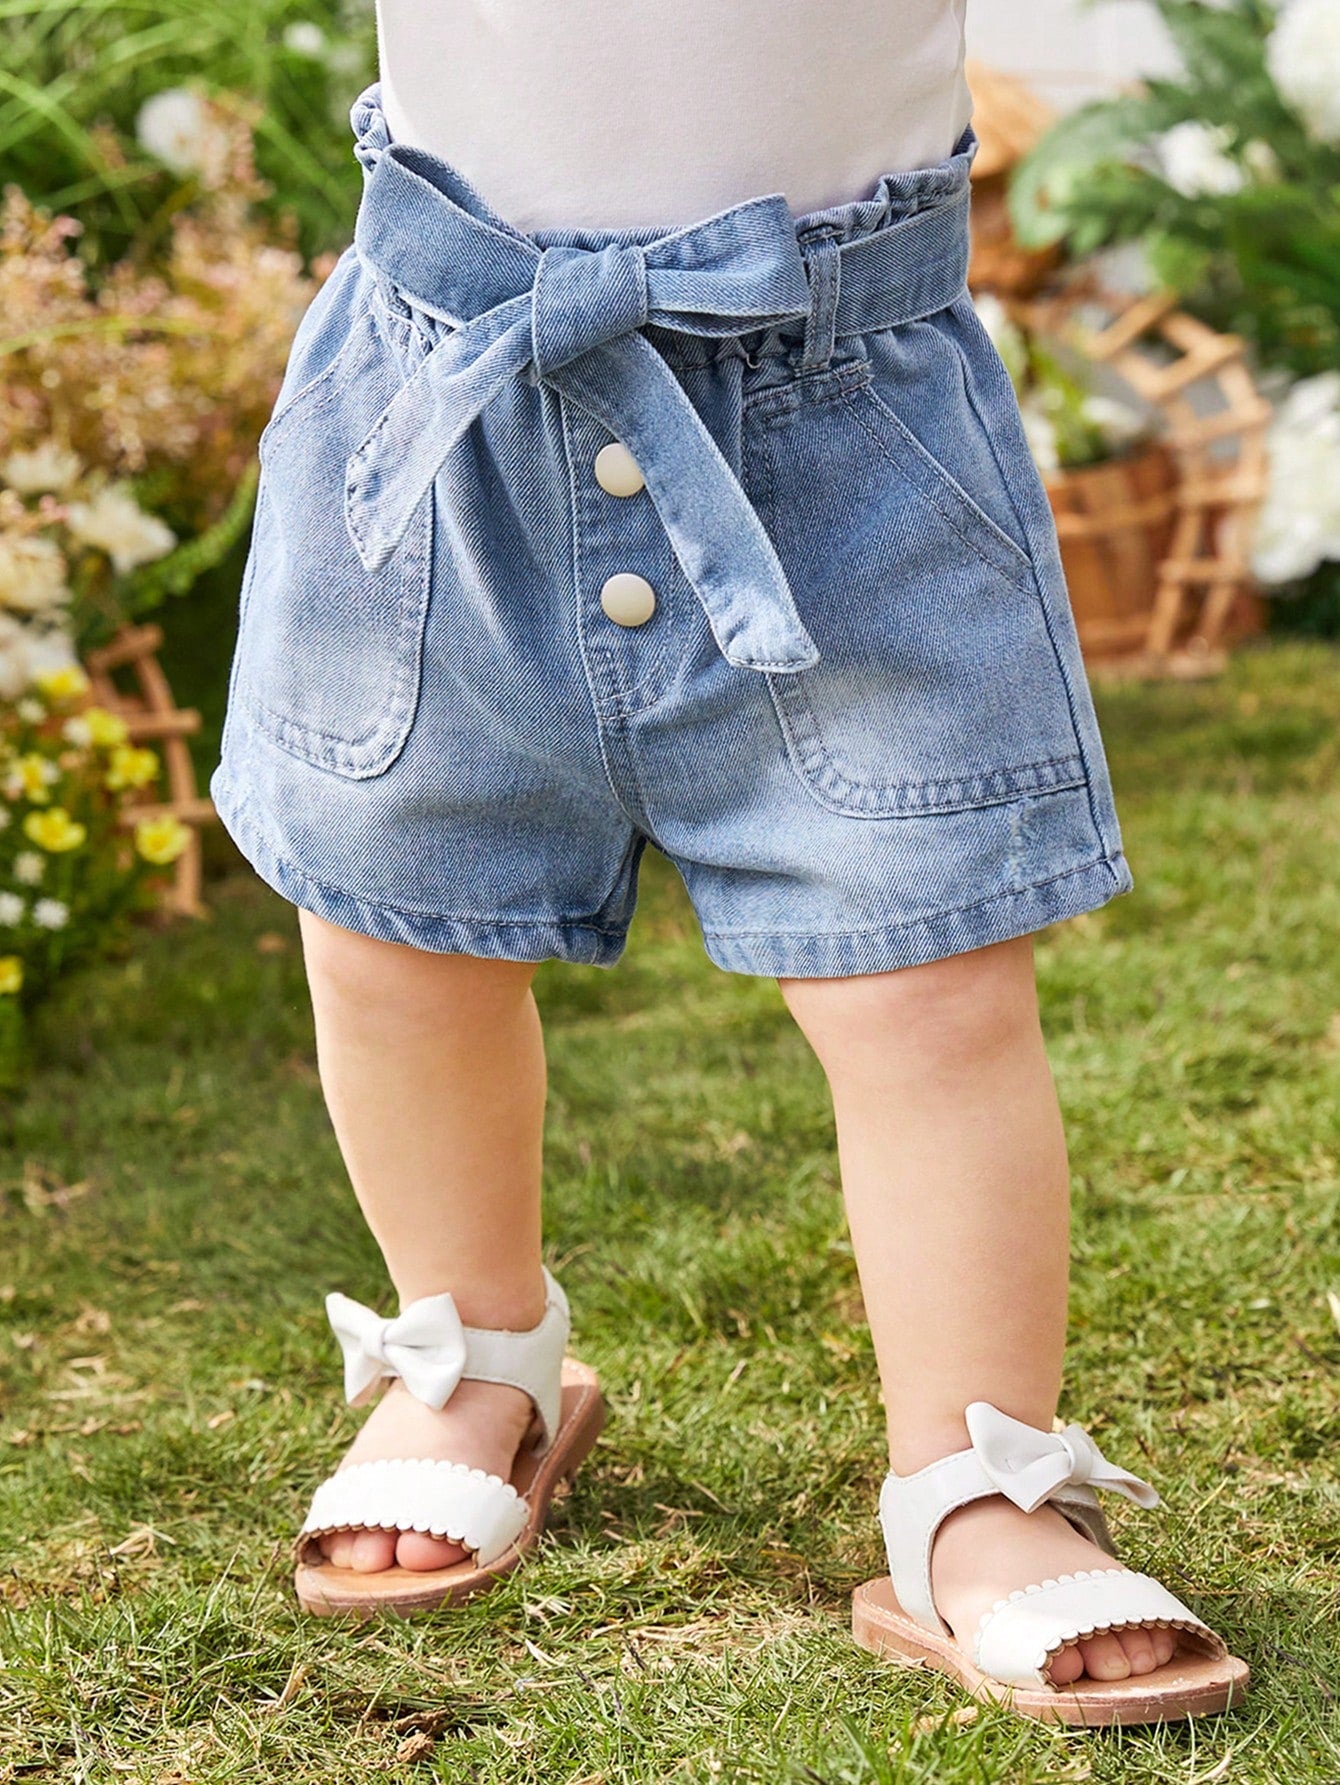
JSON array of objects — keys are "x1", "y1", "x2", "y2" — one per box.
[
  {"x1": 742, "y1": 324, "x2": 1085, "y2": 820},
  {"x1": 234, "y1": 299, "x2": 433, "y2": 780}
]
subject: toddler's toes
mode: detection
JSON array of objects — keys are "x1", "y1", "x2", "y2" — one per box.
[
  {"x1": 395, "y1": 1530, "x2": 470, "y2": 1571},
  {"x1": 1152, "y1": 1627, "x2": 1177, "y2": 1667},
  {"x1": 1046, "y1": 1642, "x2": 1085, "y2": 1686},
  {"x1": 1117, "y1": 1628, "x2": 1159, "y2": 1675},
  {"x1": 1077, "y1": 1632, "x2": 1132, "y2": 1681},
  {"x1": 345, "y1": 1528, "x2": 399, "y2": 1572}
]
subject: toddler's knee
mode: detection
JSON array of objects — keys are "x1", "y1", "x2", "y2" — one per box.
[{"x1": 779, "y1": 935, "x2": 1039, "y2": 1077}]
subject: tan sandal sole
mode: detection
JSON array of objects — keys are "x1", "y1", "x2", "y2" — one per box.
[
  {"x1": 852, "y1": 1577, "x2": 1249, "y2": 1727},
  {"x1": 293, "y1": 1358, "x2": 604, "y2": 1619}
]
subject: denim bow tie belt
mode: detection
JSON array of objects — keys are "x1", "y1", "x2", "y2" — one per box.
[{"x1": 347, "y1": 120, "x2": 974, "y2": 676}]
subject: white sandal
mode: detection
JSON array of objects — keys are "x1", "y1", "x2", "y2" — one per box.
[
  {"x1": 852, "y1": 1402, "x2": 1249, "y2": 1725},
  {"x1": 292, "y1": 1265, "x2": 604, "y2": 1618}
]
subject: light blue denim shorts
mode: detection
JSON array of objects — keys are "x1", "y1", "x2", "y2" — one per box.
[{"x1": 209, "y1": 83, "x2": 1134, "y2": 977}]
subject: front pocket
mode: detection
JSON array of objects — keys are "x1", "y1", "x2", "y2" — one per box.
[
  {"x1": 233, "y1": 297, "x2": 434, "y2": 780},
  {"x1": 742, "y1": 335, "x2": 1085, "y2": 819}
]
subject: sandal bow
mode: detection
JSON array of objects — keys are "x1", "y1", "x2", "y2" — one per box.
[
  {"x1": 325, "y1": 1288, "x2": 469, "y2": 1409},
  {"x1": 966, "y1": 1401, "x2": 1160, "y2": 1516}
]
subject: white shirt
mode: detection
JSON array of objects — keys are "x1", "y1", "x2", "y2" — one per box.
[{"x1": 375, "y1": 1, "x2": 974, "y2": 231}]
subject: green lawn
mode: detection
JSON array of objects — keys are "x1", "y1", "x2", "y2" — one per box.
[{"x1": 1, "y1": 641, "x2": 1337, "y2": 1783}]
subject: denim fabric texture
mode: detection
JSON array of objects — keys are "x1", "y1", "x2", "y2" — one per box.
[{"x1": 209, "y1": 82, "x2": 1134, "y2": 976}]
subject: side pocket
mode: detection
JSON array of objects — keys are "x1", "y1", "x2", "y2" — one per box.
[
  {"x1": 741, "y1": 337, "x2": 1086, "y2": 820},
  {"x1": 232, "y1": 294, "x2": 434, "y2": 780}
]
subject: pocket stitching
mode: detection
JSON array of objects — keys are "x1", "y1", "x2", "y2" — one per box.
[
  {"x1": 842, "y1": 385, "x2": 1037, "y2": 595},
  {"x1": 242, "y1": 492, "x2": 431, "y2": 776},
  {"x1": 767, "y1": 666, "x2": 1087, "y2": 819}
]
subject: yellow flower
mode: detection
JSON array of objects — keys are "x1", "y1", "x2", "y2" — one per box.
[
  {"x1": 5, "y1": 753, "x2": 60, "y2": 805},
  {"x1": 105, "y1": 743, "x2": 159, "y2": 791},
  {"x1": 83, "y1": 707, "x2": 130, "y2": 748},
  {"x1": 0, "y1": 956, "x2": 21, "y2": 996},
  {"x1": 134, "y1": 815, "x2": 190, "y2": 865},
  {"x1": 22, "y1": 806, "x2": 87, "y2": 852},
  {"x1": 33, "y1": 664, "x2": 90, "y2": 703}
]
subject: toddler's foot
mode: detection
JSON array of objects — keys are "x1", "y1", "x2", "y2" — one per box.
[
  {"x1": 930, "y1": 1496, "x2": 1178, "y2": 1685},
  {"x1": 315, "y1": 1376, "x2": 536, "y2": 1572}
]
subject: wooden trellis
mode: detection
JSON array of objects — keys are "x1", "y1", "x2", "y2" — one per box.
[
  {"x1": 1008, "y1": 281, "x2": 1272, "y2": 674},
  {"x1": 81, "y1": 623, "x2": 215, "y2": 917}
]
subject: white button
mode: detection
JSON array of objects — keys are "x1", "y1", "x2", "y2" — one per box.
[
  {"x1": 600, "y1": 573, "x2": 657, "y2": 627},
  {"x1": 594, "y1": 441, "x2": 646, "y2": 497}
]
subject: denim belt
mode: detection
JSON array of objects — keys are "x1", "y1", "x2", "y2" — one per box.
[{"x1": 345, "y1": 131, "x2": 972, "y2": 676}]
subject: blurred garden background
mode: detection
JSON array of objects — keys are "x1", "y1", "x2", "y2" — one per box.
[{"x1": 0, "y1": 2, "x2": 1337, "y2": 1781}]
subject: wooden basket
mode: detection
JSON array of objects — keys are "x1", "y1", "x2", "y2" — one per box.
[{"x1": 80, "y1": 623, "x2": 215, "y2": 917}]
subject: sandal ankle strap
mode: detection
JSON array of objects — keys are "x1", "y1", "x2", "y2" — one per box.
[
  {"x1": 879, "y1": 1401, "x2": 1158, "y2": 1636},
  {"x1": 324, "y1": 1265, "x2": 570, "y2": 1450}
]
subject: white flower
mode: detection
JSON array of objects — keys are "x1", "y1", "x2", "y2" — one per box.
[
  {"x1": 283, "y1": 21, "x2": 327, "y2": 56},
  {"x1": 0, "y1": 534, "x2": 71, "y2": 615},
  {"x1": 0, "y1": 893, "x2": 23, "y2": 926},
  {"x1": 1082, "y1": 394, "x2": 1148, "y2": 453},
  {"x1": 1157, "y1": 122, "x2": 1244, "y2": 198},
  {"x1": 65, "y1": 485, "x2": 176, "y2": 575},
  {"x1": 135, "y1": 87, "x2": 230, "y2": 178},
  {"x1": 61, "y1": 715, "x2": 93, "y2": 746},
  {"x1": 1267, "y1": 0, "x2": 1340, "y2": 146},
  {"x1": 31, "y1": 898, "x2": 69, "y2": 930},
  {"x1": 13, "y1": 851, "x2": 45, "y2": 885},
  {"x1": 1251, "y1": 371, "x2": 1340, "y2": 584},
  {"x1": 17, "y1": 698, "x2": 46, "y2": 724},
  {"x1": 2, "y1": 444, "x2": 82, "y2": 495},
  {"x1": 0, "y1": 613, "x2": 78, "y2": 702}
]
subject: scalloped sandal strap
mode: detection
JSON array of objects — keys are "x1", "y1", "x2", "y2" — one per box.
[
  {"x1": 296, "y1": 1458, "x2": 530, "y2": 1568},
  {"x1": 974, "y1": 1568, "x2": 1227, "y2": 1689}
]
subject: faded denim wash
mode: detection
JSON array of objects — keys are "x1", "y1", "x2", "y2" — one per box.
[{"x1": 209, "y1": 83, "x2": 1133, "y2": 976}]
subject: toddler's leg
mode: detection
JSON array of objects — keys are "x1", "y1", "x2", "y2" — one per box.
[
  {"x1": 297, "y1": 908, "x2": 549, "y2": 1573},
  {"x1": 779, "y1": 936, "x2": 1176, "y2": 1686}
]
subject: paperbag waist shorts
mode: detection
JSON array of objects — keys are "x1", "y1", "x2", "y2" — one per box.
[{"x1": 209, "y1": 82, "x2": 1134, "y2": 977}]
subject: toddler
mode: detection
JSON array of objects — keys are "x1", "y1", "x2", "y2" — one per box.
[{"x1": 209, "y1": 0, "x2": 1247, "y2": 1723}]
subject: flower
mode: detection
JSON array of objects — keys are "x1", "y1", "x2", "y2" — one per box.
[
  {"x1": 3, "y1": 752, "x2": 60, "y2": 804},
  {"x1": 13, "y1": 851, "x2": 45, "y2": 884},
  {"x1": 1156, "y1": 122, "x2": 1245, "y2": 198},
  {"x1": 17, "y1": 698, "x2": 45, "y2": 724},
  {"x1": 2, "y1": 444, "x2": 82, "y2": 495},
  {"x1": 64, "y1": 706, "x2": 129, "y2": 749},
  {"x1": 0, "y1": 956, "x2": 22, "y2": 996},
  {"x1": 283, "y1": 21, "x2": 327, "y2": 55},
  {"x1": 135, "y1": 87, "x2": 231, "y2": 178},
  {"x1": 1267, "y1": 0, "x2": 1340, "y2": 146},
  {"x1": 31, "y1": 898, "x2": 69, "y2": 930},
  {"x1": 33, "y1": 664, "x2": 89, "y2": 703},
  {"x1": 0, "y1": 534, "x2": 71, "y2": 615},
  {"x1": 105, "y1": 743, "x2": 159, "y2": 791},
  {"x1": 134, "y1": 815, "x2": 190, "y2": 864},
  {"x1": 65, "y1": 485, "x2": 176, "y2": 575},
  {"x1": 0, "y1": 893, "x2": 24, "y2": 925},
  {"x1": 1251, "y1": 371, "x2": 1340, "y2": 584},
  {"x1": 22, "y1": 807, "x2": 87, "y2": 852}
]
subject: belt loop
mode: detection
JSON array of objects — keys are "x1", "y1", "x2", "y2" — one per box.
[{"x1": 798, "y1": 236, "x2": 841, "y2": 374}]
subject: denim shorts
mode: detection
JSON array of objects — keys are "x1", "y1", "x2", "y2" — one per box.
[{"x1": 209, "y1": 82, "x2": 1134, "y2": 977}]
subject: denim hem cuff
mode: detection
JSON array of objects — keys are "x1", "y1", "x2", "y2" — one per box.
[
  {"x1": 209, "y1": 773, "x2": 628, "y2": 968},
  {"x1": 700, "y1": 853, "x2": 1134, "y2": 978}
]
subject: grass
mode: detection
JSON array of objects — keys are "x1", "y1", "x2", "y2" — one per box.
[{"x1": 1, "y1": 639, "x2": 1338, "y2": 1783}]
